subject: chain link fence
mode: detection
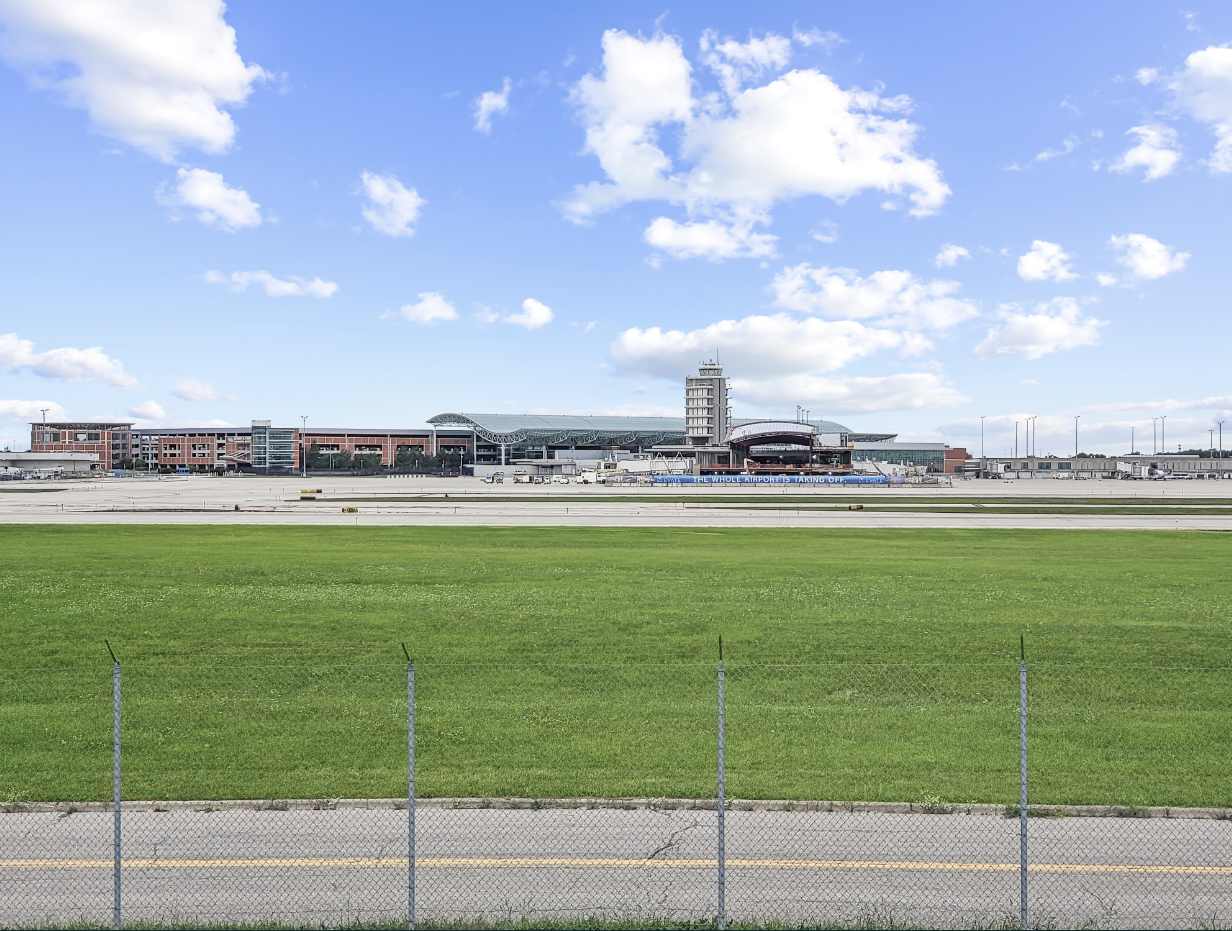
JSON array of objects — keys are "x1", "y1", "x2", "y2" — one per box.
[{"x1": 3, "y1": 657, "x2": 1232, "y2": 929}]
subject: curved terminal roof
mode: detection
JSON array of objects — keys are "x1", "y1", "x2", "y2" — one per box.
[
  {"x1": 726, "y1": 420, "x2": 820, "y2": 446},
  {"x1": 427, "y1": 412, "x2": 888, "y2": 446},
  {"x1": 426, "y1": 413, "x2": 689, "y2": 445}
]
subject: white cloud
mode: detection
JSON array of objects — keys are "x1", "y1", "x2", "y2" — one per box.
[
  {"x1": 934, "y1": 243, "x2": 970, "y2": 267},
  {"x1": 473, "y1": 77, "x2": 510, "y2": 133},
  {"x1": 564, "y1": 29, "x2": 949, "y2": 259},
  {"x1": 1166, "y1": 45, "x2": 1232, "y2": 172},
  {"x1": 1016, "y1": 240, "x2": 1077, "y2": 282},
  {"x1": 205, "y1": 270, "x2": 337, "y2": 297},
  {"x1": 811, "y1": 220, "x2": 838, "y2": 243},
  {"x1": 529, "y1": 403, "x2": 682, "y2": 417},
  {"x1": 730, "y1": 372, "x2": 967, "y2": 414},
  {"x1": 699, "y1": 29, "x2": 792, "y2": 98},
  {"x1": 973, "y1": 298, "x2": 1106, "y2": 360},
  {"x1": 770, "y1": 264, "x2": 979, "y2": 330},
  {"x1": 1084, "y1": 395, "x2": 1232, "y2": 413},
  {"x1": 1096, "y1": 273, "x2": 1119, "y2": 287},
  {"x1": 1136, "y1": 67, "x2": 1160, "y2": 85},
  {"x1": 395, "y1": 292, "x2": 457, "y2": 325},
  {"x1": 1110, "y1": 125, "x2": 1181, "y2": 180},
  {"x1": 612, "y1": 313, "x2": 911, "y2": 380},
  {"x1": 792, "y1": 28, "x2": 847, "y2": 53},
  {"x1": 0, "y1": 0, "x2": 266, "y2": 161},
  {"x1": 504, "y1": 298, "x2": 554, "y2": 329},
  {"x1": 159, "y1": 167, "x2": 260, "y2": 231},
  {"x1": 644, "y1": 216, "x2": 777, "y2": 259},
  {"x1": 0, "y1": 332, "x2": 138, "y2": 388},
  {"x1": 1108, "y1": 233, "x2": 1189, "y2": 280},
  {"x1": 359, "y1": 171, "x2": 425, "y2": 237},
  {"x1": 170, "y1": 377, "x2": 236, "y2": 401},
  {"x1": 128, "y1": 399, "x2": 165, "y2": 420},
  {"x1": 1035, "y1": 135, "x2": 1079, "y2": 161},
  {"x1": 0, "y1": 399, "x2": 69, "y2": 422}
]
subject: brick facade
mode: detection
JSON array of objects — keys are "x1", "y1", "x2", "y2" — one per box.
[{"x1": 29, "y1": 423, "x2": 132, "y2": 471}]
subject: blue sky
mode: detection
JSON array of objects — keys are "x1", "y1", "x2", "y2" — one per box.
[{"x1": 2, "y1": 1, "x2": 1231, "y2": 457}]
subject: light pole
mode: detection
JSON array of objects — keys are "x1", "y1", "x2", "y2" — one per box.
[
  {"x1": 1074, "y1": 415, "x2": 1080, "y2": 458},
  {"x1": 980, "y1": 415, "x2": 986, "y2": 479},
  {"x1": 1131, "y1": 427, "x2": 1134, "y2": 456},
  {"x1": 1152, "y1": 418, "x2": 1157, "y2": 455},
  {"x1": 1161, "y1": 416, "x2": 1166, "y2": 456},
  {"x1": 300, "y1": 416, "x2": 309, "y2": 477},
  {"x1": 1219, "y1": 421, "x2": 1225, "y2": 478},
  {"x1": 1015, "y1": 421, "x2": 1019, "y2": 459}
]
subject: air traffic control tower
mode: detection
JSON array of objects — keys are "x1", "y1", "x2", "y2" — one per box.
[{"x1": 685, "y1": 362, "x2": 730, "y2": 446}]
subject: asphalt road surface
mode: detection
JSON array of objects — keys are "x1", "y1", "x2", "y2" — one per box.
[
  {"x1": 4, "y1": 474, "x2": 1232, "y2": 529},
  {"x1": 4, "y1": 804, "x2": 1231, "y2": 928}
]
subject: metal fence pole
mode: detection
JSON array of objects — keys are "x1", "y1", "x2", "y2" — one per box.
[
  {"x1": 112, "y1": 658, "x2": 122, "y2": 931},
  {"x1": 717, "y1": 650, "x2": 726, "y2": 931},
  {"x1": 407, "y1": 658, "x2": 416, "y2": 931},
  {"x1": 1019, "y1": 648, "x2": 1028, "y2": 931}
]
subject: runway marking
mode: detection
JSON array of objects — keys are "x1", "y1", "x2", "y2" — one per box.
[{"x1": 5, "y1": 857, "x2": 1232, "y2": 875}]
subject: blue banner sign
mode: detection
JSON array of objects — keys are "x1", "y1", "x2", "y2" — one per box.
[{"x1": 654, "y1": 474, "x2": 887, "y2": 485}]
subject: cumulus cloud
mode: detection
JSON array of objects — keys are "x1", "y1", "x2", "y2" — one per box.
[
  {"x1": 503, "y1": 298, "x2": 554, "y2": 329},
  {"x1": 1084, "y1": 395, "x2": 1232, "y2": 413},
  {"x1": 473, "y1": 77, "x2": 511, "y2": 133},
  {"x1": 127, "y1": 399, "x2": 166, "y2": 420},
  {"x1": 792, "y1": 28, "x2": 848, "y2": 53},
  {"x1": 1108, "y1": 233, "x2": 1189, "y2": 280},
  {"x1": 158, "y1": 167, "x2": 260, "y2": 231},
  {"x1": 1166, "y1": 45, "x2": 1232, "y2": 172},
  {"x1": 769, "y1": 264, "x2": 979, "y2": 330},
  {"x1": 934, "y1": 243, "x2": 970, "y2": 267},
  {"x1": 699, "y1": 29, "x2": 792, "y2": 98},
  {"x1": 973, "y1": 298, "x2": 1106, "y2": 360},
  {"x1": 204, "y1": 270, "x2": 337, "y2": 297},
  {"x1": 1110, "y1": 125, "x2": 1182, "y2": 180},
  {"x1": 0, "y1": 399, "x2": 68, "y2": 422},
  {"x1": 644, "y1": 216, "x2": 777, "y2": 259},
  {"x1": 394, "y1": 292, "x2": 457, "y2": 325},
  {"x1": 359, "y1": 171, "x2": 425, "y2": 237},
  {"x1": 0, "y1": 332, "x2": 138, "y2": 388},
  {"x1": 0, "y1": 0, "x2": 266, "y2": 161},
  {"x1": 170, "y1": 377, "x2": 236, "y2": 401},
  {"x1": 612, "y1": 313, "x2": 916, "y2": 381},
  {"x1": 564, "y1": 29, "x2": 950, "y2": 260},
  {"x1": 731, "y1": 372, "x2": 968, "y2": 413},
  {"x1": 529, "y1": 403, "x2": 682, "y2": 417},
  {"x1": 1016, "y1": 240, "x2": 1077, "y2": 282}
]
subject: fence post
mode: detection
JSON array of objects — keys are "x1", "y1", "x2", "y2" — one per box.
[
  {"x1": 717, "y1": 640, "x2": 726, "y2": 931},
  {"x1": 108, "y1": 643, "x2": 121, "y2": 931},
  {"x1": 406, "y1": 655, "x2": 416, "y2": 931},
  {"x1": 1019, "y1": 641, "x2": 1028, "y2": 931}
]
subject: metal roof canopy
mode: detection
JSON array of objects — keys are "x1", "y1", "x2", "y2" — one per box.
[
  {"x1": 428, "y1": 413, "x2": 870, "y2": 446},
  {"x1": 427, "y1": 412, "x2": 689, "y2": 446}
]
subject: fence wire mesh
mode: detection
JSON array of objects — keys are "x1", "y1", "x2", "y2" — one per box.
[{"x1": 3, "y1": 659, "x2": 1232, "y2": 929}]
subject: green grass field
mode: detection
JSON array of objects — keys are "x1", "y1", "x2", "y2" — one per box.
[{"x1": 2, "y1": 525, "x2": 1230, "y2": 808}]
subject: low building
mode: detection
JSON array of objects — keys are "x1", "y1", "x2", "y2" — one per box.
[
  {"x1": 0, "y1": 451, "x2": 97, "y2": 475},
  {"x1": 978, "y1": 454, "x2": 1231, "y2": 479},
  {"x1": 29, "y1": 422, "x2": 132, "y2": 470},
  {"x1": 853, "y1": 441, "x2": 968, "y2": 474}
]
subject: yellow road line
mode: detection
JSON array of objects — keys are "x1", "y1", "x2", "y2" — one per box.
[{"x1": 4, "y1": 857, "x2": 1231, "y2": 875}]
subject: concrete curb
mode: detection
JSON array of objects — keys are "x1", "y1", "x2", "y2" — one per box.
[{"x1": 5, "y1": 796, "x2": 1230, "y2": 821}]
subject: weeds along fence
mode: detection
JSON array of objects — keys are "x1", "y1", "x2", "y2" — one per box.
[{"x1": 3, "y1": 658, "x2": 1232, "y2": 930}]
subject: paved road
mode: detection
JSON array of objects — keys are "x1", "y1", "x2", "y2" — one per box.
[
  {"x1": 4, "y1": 804, "x2": 1231, "y2": 928},
  {"x1": 4, "y1": 475, "x2": 1232, "y2": 529}
]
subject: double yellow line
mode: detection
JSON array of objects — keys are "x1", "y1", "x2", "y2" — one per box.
[{"x1": 4, "y1": 857, "x2": 1230, "y2": 875}]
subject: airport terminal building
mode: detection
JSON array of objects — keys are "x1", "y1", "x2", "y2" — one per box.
[{"x1": 27, "y1": 364, "x2": 963, "y2": 474}]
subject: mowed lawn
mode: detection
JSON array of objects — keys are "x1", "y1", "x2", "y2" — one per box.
[{"x1": 1, "y1": 525, "x2": 1230, "y2": 808}]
